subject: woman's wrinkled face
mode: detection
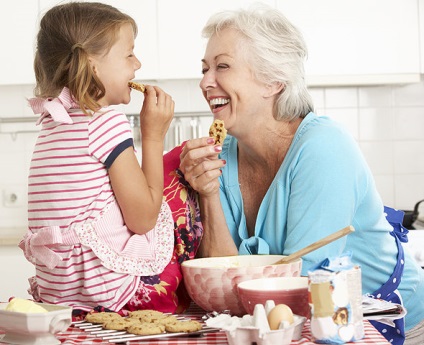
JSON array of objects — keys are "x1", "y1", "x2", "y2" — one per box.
[
  {"x1": 200, "y1": 28, "x2": 269, "y2": 133},
  {"x1": 90, "y1": 23, "x2": 141, "y2": 107}
]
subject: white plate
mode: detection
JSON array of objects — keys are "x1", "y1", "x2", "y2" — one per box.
[{"x1": 0, "y1": 302, "x2": 72, "y2": 345}]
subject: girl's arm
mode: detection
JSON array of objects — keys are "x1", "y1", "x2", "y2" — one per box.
[{"x1": 109, "y1": 85, "x2": 174, "y2": 235}]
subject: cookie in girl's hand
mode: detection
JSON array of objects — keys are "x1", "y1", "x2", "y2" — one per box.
[{"x1": 128, "y1": 81, "x2": 146, "y2": 93}]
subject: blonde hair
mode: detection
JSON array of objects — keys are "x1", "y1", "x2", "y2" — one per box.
[
  {"x1": 34, "y1": 2, "x2": 137, "y2": 114},
  {"x1": 202, "y1": 3, "x2": 314, "y2": 121}
]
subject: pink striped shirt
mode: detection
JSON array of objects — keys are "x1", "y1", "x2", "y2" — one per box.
[
  {"x1": 21, "y1": 91, "x2": 174, "y2": 311},
  {"x1": 28, "y1": 107, "x2": 129, "y2": 229}
]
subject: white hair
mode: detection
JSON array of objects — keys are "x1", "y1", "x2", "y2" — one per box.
[{"x1": 202, "y1": 3, "x2": 314, "y2": 121}]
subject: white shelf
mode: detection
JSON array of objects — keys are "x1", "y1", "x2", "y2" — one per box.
[{"x1": 306, "y1": 74, "x2": 422, "y2": 87}]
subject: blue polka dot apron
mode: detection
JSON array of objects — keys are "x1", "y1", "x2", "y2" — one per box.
[{"x1": 369, "y1": 206, "x2": 409, "y2": 345}]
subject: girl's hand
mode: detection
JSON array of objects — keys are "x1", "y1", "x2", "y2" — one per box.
[
  {"x1": 139, "y1": 85, "x2": 174, "y2": 142},
  {"x1": 179, "y1": 137, "x2": 226, "y2": 197}
]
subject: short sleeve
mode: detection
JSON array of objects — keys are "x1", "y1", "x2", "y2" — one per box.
[{"x1": 88, "y1": 109, "x2": 133, "y2": 165}]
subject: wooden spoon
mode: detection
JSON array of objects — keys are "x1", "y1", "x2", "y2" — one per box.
[{"x1": 273, "y1": 225, "x2": 355, "y2": 265}]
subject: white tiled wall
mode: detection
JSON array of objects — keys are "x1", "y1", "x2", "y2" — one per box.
[{"x1": 1, "y1": 80, "x2": 424, "y2": 237}]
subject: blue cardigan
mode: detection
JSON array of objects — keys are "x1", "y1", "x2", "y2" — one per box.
[{"x1": 218, "y1": 112, "x2": 424, "y2": 331}]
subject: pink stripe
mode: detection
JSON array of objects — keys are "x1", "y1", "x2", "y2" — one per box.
[
  {"x1": 92, "y1": 120, "x2": 128, "y2": 140},
  {"x1": 108, "y1": 278, "x2": 139, "y2": 310},
  {"x1": 38, "y1": 264, "x2": 104, "y2": 278},
  {"x1": 28, "y1": 203, "x2": 106, "y2": 211},
  {"x1": 29, "y1": 225, "x2": 69, "y2": 232},
  {"x1": 46, "y1": 251, "x2": 97, "y2": 266},
  {"x1": 28, "y1": 202, "x2": 91, "y2": 212},
  {"x1": 28, "y1": 213, "x2": 101, "y2": 230},
  {"x1": 89, "y1": 110, "x2": 118, "y2": 136},
  {"x1": 31, "y1": 154, "x2": 90, "y2": 161},
  {"x1": 29, "y1": 168, "x2": 106, "y2": 180},
  {"x1": 57, "y1": 253, "x2": 99, "y2": 269},
  {"x1": 29, "y1": 213, "x2": 100, "y2": 223},
  {"x1": 42, "y1": 290, "x2": 122, "y2": 307},
  {"x1": 30, "y1": 162, "x2": 98, "y2": 170},
  {"x1": 38, "y1": 275, "x2": 128, "y2": 297},
  {"x1": 29, "y1": 171, "x2": 105, "y2": 180},
  {"x1": 40, "y1": 286, "x2": 121, "y2": 303},
  {"x1": 90, "y1": 114, "x2": 128, "y2": 143},
  {"x1": 36, "y1": 247, "x2": 97, "y2": 267},
  {"x1": 29, "y1": 216, "x2": 82, "y2": 222},
  {"x1": 35, "y1": 137, "x2": 87, "y2": 148},
  {"x1": 48, "y1": 248, "x2": 74, "y2": 255},
  {"x1": 37, "y1": 130, "x2": 87, "y2": 141},
  {"x1": 40, "y1": 264, "x2": 109, "y2": 282},
  {"x1": 28, "y1": 213, "x2": 86, "y2": 222},
  {"x1": 33, "y1": 146, "x2": 88, "y2": 155},
  {"x1": 41, "y1": 112, "x2": 89, "y2": 123},
  {"x1": 28, "y1": 185, "x2": 104, "y2": 196},
  {"x1": 92, "y1": 129, "x2": 131, "y2": 159},
  {"x1": 89, "y1": 109, "x2": 114, "y2": 127},
  {"x1": 38, "y1": 128, "x2": 87, "y2": 137},
  {"x1": 29, "y1": 181, "x2": 98, "y2": 191},
  {"x1": 38, "y1": 268, "x2": 114, "y2": 286},
  {"x1": 29, "y1": 214, "x2": 101, "y2": 225},
  {"x1": 60, "y1": 255, "x2": 98, "y2": 267}
]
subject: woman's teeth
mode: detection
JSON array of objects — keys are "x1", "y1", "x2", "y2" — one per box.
[{"x1": 210, "y1": 98, "x2": 230, "y2": 109}]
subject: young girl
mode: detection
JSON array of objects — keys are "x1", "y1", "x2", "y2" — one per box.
[{"x1": 19, "y1": 2, "x2": 201, "y2": 315}]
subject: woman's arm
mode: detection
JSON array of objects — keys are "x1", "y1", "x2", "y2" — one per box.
[
  {"x1": 179, "y1": 138, "x2": 237, "y2": 257},
  {"x1": 197, "y1": 193, "x2": 238, "y2": 257}
]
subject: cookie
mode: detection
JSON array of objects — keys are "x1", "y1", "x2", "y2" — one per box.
[
  {"x1": 128, "y1": 309, "x2": 164, "y2": 320},
  {"x1": 102, "y1": 318, "x2": 141, "y2": 331},
  {"x1": 153, "y1": 315, "x2": 179, "y2": 325},
  {"x1": 127, "y1": 323, "x2": 165, "y2": 335},
  {"x1": 165, "y1": 320, "x2": 203, "y2": 333},
  {"x1": 209, "y1": 119, "x2": 227, "y2": 145},
  {"x1": 85, "y1": 312, "x2": 122, "y2": 324},
  {"x1": 128, "y1": 81, "x2": 146, "y2": 93}
]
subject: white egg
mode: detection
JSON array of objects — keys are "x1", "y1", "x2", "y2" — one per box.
[{"x1": 267, "y1": 304, "x2": 294, "y2": 330}]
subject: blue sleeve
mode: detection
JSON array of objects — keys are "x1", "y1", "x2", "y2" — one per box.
[
  {"x1": 285, "y1": 121, "x2": 371, "y2": 274},
  {"x1": 105, "y1": 138, "x2": 134, "y2": 169}
]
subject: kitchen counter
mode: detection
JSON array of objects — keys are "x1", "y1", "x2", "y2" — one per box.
[
  {"x1": 0, "y1": 245, "x2": 35, "y2": 302},
  {"x1": 0, "y1": 227, "x2": 25, "y2": 246},
  {"x1": 0, "y1": 235, "x2": 22, "y2": 246},
  {"x1": 404, "y1": 227, "x2": 424, "y2": 268},
  {"x1": 0, "y1": 304, "x2": 391, "y2": 345}
]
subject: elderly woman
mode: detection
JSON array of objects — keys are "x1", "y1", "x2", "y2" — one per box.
[{"x1": 177, "y1": 4, "x2": 424, "y2": 345}]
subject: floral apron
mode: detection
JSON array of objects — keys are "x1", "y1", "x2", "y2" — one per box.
[
  {"x1": 73, "y1": 144, "x2": 203, "y2": 319},
  {"x1": 122, "y1": 144, "x2": 203, "y2": 314}
]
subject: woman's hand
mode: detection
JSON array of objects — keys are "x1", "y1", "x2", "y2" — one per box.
[
  {"x1": 179, "y1": 137, "x2": 226, "y2": 197},
  {"x1": 180, "y1": 137, "x2": 236, "y2": 258}
]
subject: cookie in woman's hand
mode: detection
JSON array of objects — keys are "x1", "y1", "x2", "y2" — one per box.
[{"x1": 209, "y1": 119, "x2": 227, "y2": 145}]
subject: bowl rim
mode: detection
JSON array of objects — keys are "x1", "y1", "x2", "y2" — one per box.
[
  {"x1": 181, "y1": 254, "x2": 301, "y2": 268},
  {"x1": 237, "y1": 276, "x2": 308, "y2": 291}
]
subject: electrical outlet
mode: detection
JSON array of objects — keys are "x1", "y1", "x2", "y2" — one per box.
[{"x1": 2, "y1": 188, "x2": 26, "y2": 208}]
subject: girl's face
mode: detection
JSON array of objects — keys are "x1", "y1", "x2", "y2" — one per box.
[
  {"x1": 91, "y1": 23, "x2": 141, "y2": 107},
  {"x1": 199, "y1": 28, "x2": 271, "y2": 136}
]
